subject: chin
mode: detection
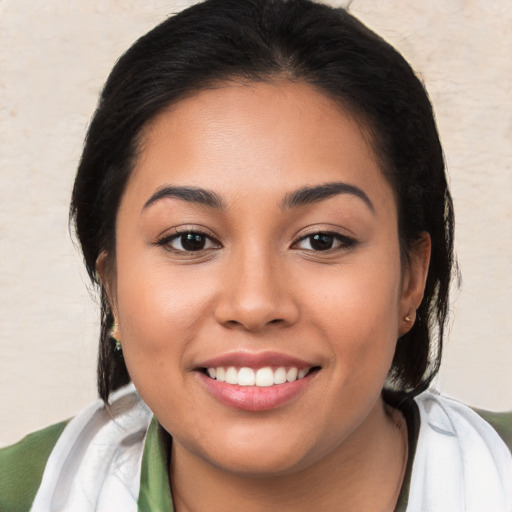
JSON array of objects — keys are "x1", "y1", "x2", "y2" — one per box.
[
  {"x1": 208, "y1": 445, "x2": 315, "y2": 478},
  {"x1": 178, "y1": 419, "x2": 330, "y2": 478}
]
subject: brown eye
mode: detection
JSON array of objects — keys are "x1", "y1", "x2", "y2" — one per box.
[
  {"x1": 294, "y1": 232, "x2": 355, "y2": 252},
  {"x1": 179, "y1": 233, "x2": 207, "y2": 251},
  {"x1": 309, "y1": 234, "x2": 335, "y2": 251},
  {"x1": 158, "y1": 231, "x2": 220, "y2": 252}
]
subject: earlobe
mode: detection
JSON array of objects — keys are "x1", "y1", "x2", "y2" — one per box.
[
  {"x1": 96, "y1": 251, "x2": 121, "y2": 345},
  {"x1": 110, "y1": 321, "x2": 122, "y2": 351},
  {"x1": 399, "y1": 232, "x2": 431, "y2": 334}
]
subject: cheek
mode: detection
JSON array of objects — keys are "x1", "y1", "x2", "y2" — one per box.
[
  {"x1": 118, "y1": 268, "x2": 209, "y2": 333},
  {"x1": 113, "y1": 258, "x2": 214, "y2": 414},
  {"x1": 302, "y1": 255, "x2": 402, "y2": 367},
  {"x1": 113, "y1": 247, "x2": 214, "y2": 368}
]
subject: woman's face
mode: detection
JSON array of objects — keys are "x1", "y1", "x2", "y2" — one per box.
[{"x1": 108, "y1": 81, "x2": 428, "y2": 476}]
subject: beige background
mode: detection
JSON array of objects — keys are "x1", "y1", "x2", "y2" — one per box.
[{"x1": 1, "y1": 0, "x2": 511, "y2": 446}]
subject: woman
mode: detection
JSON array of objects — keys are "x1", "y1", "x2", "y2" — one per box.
[{"x1": 1, "y1": 0, "x2": 510, "y2": 510}]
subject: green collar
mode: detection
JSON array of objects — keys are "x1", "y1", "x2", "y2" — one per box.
[{"x1": 138, "y1": 416, "x2": 175, "y2": 512}]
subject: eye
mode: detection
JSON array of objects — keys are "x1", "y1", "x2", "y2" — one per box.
[
  {"x1": 294, "y1": 232, "x2": 355, "y2": 252},
  {"x1": 157, "y1": 231, "x2": 220, "y2": 252}
]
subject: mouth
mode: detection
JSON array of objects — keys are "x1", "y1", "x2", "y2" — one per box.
[
  {"x1": 195, "y1": 353, "x2": 321, "y2": 412},
  {"x1": 201, "y1": 365, "x2": 320, "y2": 387}
]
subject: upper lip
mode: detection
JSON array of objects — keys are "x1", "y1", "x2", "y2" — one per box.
[{"x1": 196, "y1": 351, "x2": 319, "y2": 370}]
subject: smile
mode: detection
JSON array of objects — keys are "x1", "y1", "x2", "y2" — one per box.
[
  {"x1": 196, "y1": 353, "x2": 321, "y2": 412},
  {"x1": 205, "y1": 366, "x2": 312, "y2": 387}
]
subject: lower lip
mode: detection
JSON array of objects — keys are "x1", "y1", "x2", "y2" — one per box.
[{"x1": 198, "y1": 371, "x2": 317, "y2": 412}]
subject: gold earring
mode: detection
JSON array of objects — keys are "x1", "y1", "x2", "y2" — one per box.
[{"x1": 111, "y1": 322, "x2": 122, "y2": 352}]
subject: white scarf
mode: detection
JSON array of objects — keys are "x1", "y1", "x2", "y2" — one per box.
[
  {"x1": 407, "y1": 392, "x2": 512, "y2": 511},
  {"x1": 30, "y1": 387, "x2": 511, "y2": 512},
  {"x1": 30, "y1": 384, "x2": 152, "y2": 512}
]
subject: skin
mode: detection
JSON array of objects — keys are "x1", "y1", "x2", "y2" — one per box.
[{"x1": 100, "y1": 80, "x2": 430, "y2": 511}]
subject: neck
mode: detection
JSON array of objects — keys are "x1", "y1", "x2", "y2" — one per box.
[{"x1": 170, "y1": 397, "x2": 407, "y2": 512}]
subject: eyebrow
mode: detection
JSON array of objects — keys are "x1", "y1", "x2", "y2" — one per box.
[
  {"x1": 142, "y1": 181, "x2": 374, "y2": 213},
  {"x1": 143, "y1": 185, "x2": 225, "y2": 211},
  {"x1": 282, "y1": 182, "x2": 375, "y2": 213}
]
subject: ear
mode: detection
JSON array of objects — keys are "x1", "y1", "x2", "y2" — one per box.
[
  {"x1": 96, "y1": 250, "x2": 118, "y2": 320},
  {"x1": 398, "y1": 232, "x2": 431, "y2": 336}
]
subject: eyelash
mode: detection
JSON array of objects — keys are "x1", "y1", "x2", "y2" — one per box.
[
  {"x1": 292, "y1": 231, "x2": 356, "y2": 253},
  {"x1": 155, "y1": 229, "x2": 356, "y2": 255},
  {"x1": 155, "y1": 229, "x2": 221, "y2": 253}
]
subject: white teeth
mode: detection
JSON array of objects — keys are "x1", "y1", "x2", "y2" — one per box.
[
  {"x1": 237, "y1": 367, "x2": 255, "y2": 386},
  {"x1": 255, "y1": 367, "x2": 274, "y2": 387},
  {"x1": 286, "y1": 367, "x2": 298, "y2": 382},
  {"x1": 273, "y1": 367, "x2": 287, "y2": 384},
  {"x1": 298, "y1": 368, "x2": 308, "y2": 379},
  {"x1": 207, "y1": 366, "x2": 311, "y2": 386},
  {"x1": 216, "y1": 367, "x2": 225, "y2": 382},
  {"x1": 225, "y1": 367, "x2": 238, "y2": 384}
]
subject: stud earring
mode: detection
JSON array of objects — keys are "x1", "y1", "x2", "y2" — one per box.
[
  {"x1": 404, "y1": 310, "x2": 417, "y2": 323},
  {"x1": 110, "y1": 322, "x2": 122, "y2": 352}
]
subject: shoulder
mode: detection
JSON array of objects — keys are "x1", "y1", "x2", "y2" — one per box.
[
  {"x1": 413, "y1": 390, "x2": 512, "y2": 478},
  {"x1": 406, "y1": 391, "x2": 512, "y2": 509},
  {"x1": 414, "y1": 391, "x2": 512, "y2": 450},
  {"x1": 473, "y1": 408, "x2": 512, "y2": 454},
  {"x1": 0, "y1": 420, "x2": 69, "y2": 512}
]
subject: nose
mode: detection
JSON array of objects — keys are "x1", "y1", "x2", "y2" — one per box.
[{"x1": 214, "y1": 248, "x2": 299, "y2": 332}]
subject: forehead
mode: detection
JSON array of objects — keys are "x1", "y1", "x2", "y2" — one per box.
[{"x1": 125, "y1": 80, "x2": 394, "y2": 212}]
